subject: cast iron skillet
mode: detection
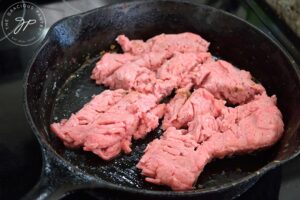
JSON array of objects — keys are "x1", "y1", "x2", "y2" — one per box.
[{"x1": 23, "y1": 0, "x2": 300, "y2": 199}]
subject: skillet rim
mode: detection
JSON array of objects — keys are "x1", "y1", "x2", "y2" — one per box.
[{"x1": 23, "y1": 0, "x2": 300, "y2": 196}]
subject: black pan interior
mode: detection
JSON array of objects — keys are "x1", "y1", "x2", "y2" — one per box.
[{"x1": 25, "y1": 0, "x2": 300, "y2": 192}]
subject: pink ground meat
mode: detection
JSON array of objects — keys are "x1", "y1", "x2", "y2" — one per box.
[
  {"x1": 91, "y1": 53, "x2": 136, "y2": 84},
  {"x1": 92, "y1": 34, "x2": 263, "y2": 105},
  {"x1": 51, "y1": 90, "x2": 165, "y2": 160},
  {"x1": 137, "y1": 89, "x2": 284, "y2": 190},
  {"x1": 51, "y1": 89, "x2": 126, "y2": 148},
  {"x1": 195, "y1": 60, "x2": 266, "y2": 104},
  {"x1": 103, "y1": 62, "x2": 157, "y2": 92},
  {"x1": 163, "y1": 88, "x2": 225, "y2": 131},
  {"x1": 156, "y1": 52, "x2": 212, "y2": 89},
  {"x1": 52, "y1": 32, "x2": 284, "y2": 191},
  {"x1": 92, "y1": 50, "x2": 211, "y2": 100},
  {"x1": 214, "y1": 94, "x2": 284, "y2": 155},
  {"x1": 116, "y1": 32, "x2": 210, "y2": 55},
  {"x1": 136, "y1": 127, "x2": 205, "y2": 191}
]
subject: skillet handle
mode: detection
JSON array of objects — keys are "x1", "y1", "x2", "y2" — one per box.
[{"x1": 22, "y1": 146, "x2": 102, "y2": 200}]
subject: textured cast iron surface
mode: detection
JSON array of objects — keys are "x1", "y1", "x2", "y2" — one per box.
[{"x1": 24, "y1": 0, "x2": 300, "y2": 199}]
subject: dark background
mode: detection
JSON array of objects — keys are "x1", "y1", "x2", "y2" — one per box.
[{"x1": 0, "y1": 0, "x2": 299, "y2": 199}]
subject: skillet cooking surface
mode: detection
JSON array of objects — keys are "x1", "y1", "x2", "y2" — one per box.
[
  {"x1": 26, "y1": 0, "x2": 300, "y2": 194},
  {"x1": 50, "y1": 53, "x2": 278, "y2": 190}
]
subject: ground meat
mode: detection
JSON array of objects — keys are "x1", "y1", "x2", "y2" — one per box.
[
  {"x1": 163, "y1": 88, "x2": 225, "y2": 131},
  {"x1": 91, "y1": 53, "x2": 136, "y2": 84},
  {"x1": 116, "y1": 35, "x2": 148, "y2": 55},
  {"x1": 191, "y1": 94, "x2": 284, "y2": 181},
  {"x1": 51, "y1": 90, "x2": 165, "y2": 160},
  {"x1": 156, "y1": 52, "x2": 212, "y2": 89},
  {"x1": 91, "y1": 50, "x2": 262, "y2": 105},
  {"x1": 103, "y1": 62, "x2": 157, "y2": 93},
  {"x1": 93, "y1": 51, "x2": 211, "y2": 100},
  {"x1": 214, "y1": 94, "x2": 284, "y2": 155},
  {"x1": 116, "y1": 32, "x2": 210, "y2": 55},
  {"x1": 195, "y1": 60, "x2": 266, "y2": 104},
  {"x1": 52, "y1": 32, "x2": 284, "y2": 191},
  {"x1": 162, "y1": 89, "x2": 191, "y2": 129},
  {"x1": 138, "y1": 90, "x2": 284, "y2": 190},
  {"x1": 136, "y1": 104, "x2": 166, "y2": 139},
  {"x1": 137, "y1": 127, "x2": 205, "y2": 191},
  {"x1": 135, "y1": 51, "x2": 172, "y2": 71},
  {"x1": 51, "y1": 89, "x2": 126, "y2": 148}
]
